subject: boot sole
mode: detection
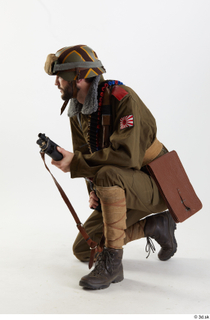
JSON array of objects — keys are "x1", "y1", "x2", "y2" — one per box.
[
  {"x1": 79, "y1": 274, "x2": 124, "y2": 290},
  {"x1": 158, "y1": 211, "x2": 177, "y2": 261}
]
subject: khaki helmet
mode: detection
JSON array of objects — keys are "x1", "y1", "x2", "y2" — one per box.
[{"x1": 44, "y1": 44, "x2": 106, "y2": 81}]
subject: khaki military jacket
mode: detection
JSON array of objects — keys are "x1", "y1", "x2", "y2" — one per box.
[{"x1": 69, "y1": 85, "x2": 158, "y2": 179}]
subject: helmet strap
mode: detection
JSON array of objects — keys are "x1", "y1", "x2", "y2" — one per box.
[
  {"x1": 60, "y1": 81, "x2": 78, "y2": 115},
  {"x1": 60, "y1": 99, "x2": 69, "y2": 115},
  {"x1": 72, "y1": 80, "x2": 78, "y2": 98}
]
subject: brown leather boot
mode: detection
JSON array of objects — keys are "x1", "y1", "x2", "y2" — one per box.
[
  {"x1": 144, "y1": 210, "x2": 177, "y2": 261},
  {"x1": 79, "y1": 247, "x2": 124, "y2": 290}
]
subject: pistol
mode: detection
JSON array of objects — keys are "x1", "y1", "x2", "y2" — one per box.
[{"x1": 36, "y1": 133, "x2": 63, "y2": 161}]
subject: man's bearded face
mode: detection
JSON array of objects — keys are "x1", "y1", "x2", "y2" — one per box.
[
  {"x1": 59, "y1": 81, "x2": 74, "y2": 100},
  {"x1": 55, "y1": 76, "x2": 78, "y2": 101}
]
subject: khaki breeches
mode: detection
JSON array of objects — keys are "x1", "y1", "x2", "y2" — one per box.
[{"x1": 73, "y1": 165, "x2": 167, "y2": 261}]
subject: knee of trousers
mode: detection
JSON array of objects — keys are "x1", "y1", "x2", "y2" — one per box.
[
  {"x1": 72, "y1": 234, "x2": 90, "y2": 262},
  {"x1": 93, "y1": 166, "x2": 125, "y2": 188}
]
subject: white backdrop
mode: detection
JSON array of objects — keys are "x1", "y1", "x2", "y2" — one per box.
[{"x1": 0, "y1": 0, "x2": 209, "y2": 315}]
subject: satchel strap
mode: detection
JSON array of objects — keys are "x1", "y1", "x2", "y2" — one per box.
[
  {"x1": 40, "y1": 152, "x2": 103, "y2": 268},
  {"x1": 142, "y1": 138, "x2": 163, "y2": 166}
]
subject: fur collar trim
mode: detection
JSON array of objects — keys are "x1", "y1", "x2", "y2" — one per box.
[{"x1": 67, "y1": 75, "x2": 100, "y2": 118}]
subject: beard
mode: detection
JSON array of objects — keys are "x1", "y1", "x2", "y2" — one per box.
[{"x1": 59, "y1": 82, "x2": 77, "y2": 101}]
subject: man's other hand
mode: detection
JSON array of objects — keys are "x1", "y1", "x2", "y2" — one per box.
[{"x1": 89, "y1": 191, "x2": 99, "y2": 209}]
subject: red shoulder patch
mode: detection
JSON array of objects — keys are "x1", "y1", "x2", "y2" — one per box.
[{"x1": 111, "y1": 86, "x2": 128, "y2": 101}]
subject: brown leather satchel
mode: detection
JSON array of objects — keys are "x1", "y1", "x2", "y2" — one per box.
[{"x1": 146, "y1": 150, "x2": 202, "y2": 222}]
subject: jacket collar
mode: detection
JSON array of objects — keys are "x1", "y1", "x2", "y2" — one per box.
[{"x1": 67, "y1": 75, "x2": 101, "y2": 118}]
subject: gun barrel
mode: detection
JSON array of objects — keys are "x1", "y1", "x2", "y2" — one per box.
[{"x1": 38, "y1": 133, "x2": 48, "y2": 141}]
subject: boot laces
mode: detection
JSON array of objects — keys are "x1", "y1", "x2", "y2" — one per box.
[
  {"x1": 92, "y1": 249, "x2": 114, "y2": 275},
  {"x1": 145, "y1": 237, "x2": 156, "y2": 258}
]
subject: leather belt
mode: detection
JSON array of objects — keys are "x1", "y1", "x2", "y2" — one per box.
[{"x1": 40, "y1": 152, "x2": 103, "y2": 269}]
